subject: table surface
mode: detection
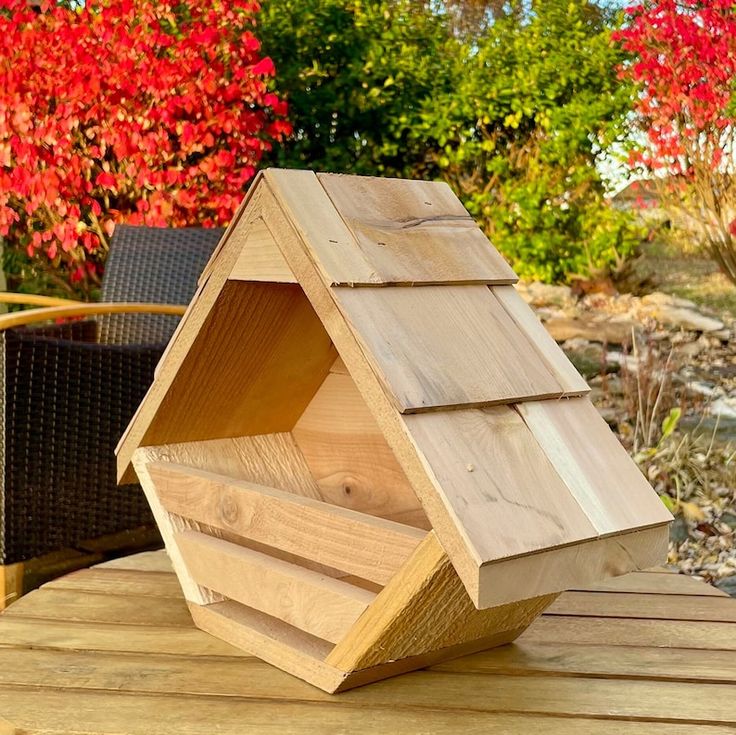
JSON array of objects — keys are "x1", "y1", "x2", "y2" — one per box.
[{"x1": 0, "y1": 550, "x2": 733, "y2": 734}]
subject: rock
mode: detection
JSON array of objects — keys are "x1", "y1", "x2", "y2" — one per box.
[
  {"x1": 517, "y1": 281, "x2": 575, "y2": 310},
  {"x1": 644, "y1": 304, "x2": 725, "y2": 333},
  {"x1": 677, "y1": 336, "x2": 710, "y2": 359},
  {"x1": 710, "y1": 396, "x2": 736, "y2": 420},
  {"x1": 712, "y1": 328, "x2": 732, "y2": 342},
  {"x1": 544, "y1": 316, "x2": 636, "y2": 345},
  {"x1": 670, "y1": 516, "x2": 690, "y2": 545},
  {"x1": 562, "y1": 339, "x2": 609, "y2": 378},
  {"x1": 715, "y1": 574, "x2": 736, "y2": 598},
  {"x1": 641, "y1": 292, "x2": 698, "y2": 309}
]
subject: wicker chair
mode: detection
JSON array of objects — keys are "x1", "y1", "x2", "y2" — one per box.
[{"x1": 0, "y1": 226, "x2": 223, "y2": 601}]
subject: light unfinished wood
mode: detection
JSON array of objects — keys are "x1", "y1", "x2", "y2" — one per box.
[
  {"x1": 333, "y1": 285, "x2": 564, "y2": 412},
  {"x1": 580, "y1": 571, "x2": 728, "y2": 596},
  {"x1": 547, "y1": 591, "x2": 736, "y2": 623},
  {"x1": 147, "y1": 461, "x2": 425, "y2": 586},
  {"x1": 229, "y1": 217, "x2": 296, "y2": 283},
  {"x1": 141, "y1": 434, "x2": 323, "y2": 501},
  {"x1": 327, "y1": 532, "x2": 557, "y2": 672},
  {"x1": 492, "y1": 285, "x2": 589, "y2": 395},
  {"x1": 292, "y1": 371, "x2": 428, "y2": 528},
  {"x1": 316, "y1": 172, "x2": 517, "y2": 286},
  {"x1": 116, "y1": 170, "x2": 675, "y2": 677},
  {"x1": 177, "y1": 531, "x2": 374, "y2": 643},
  {"x1": 475, "y1": 525, "x2": 668, "y2": 608},
  {"x1": 517, "y1": 397, "x2": 673, "y2": 535},
  {"x1": 132, "y1": 281, "x2": 336, "y2": 454},
  {"x1": 0, "y1": 301, "x2": 186, "y2": 330},
  {"x1": 404, "y1": 406, "x2": 597, "y2": 564}
]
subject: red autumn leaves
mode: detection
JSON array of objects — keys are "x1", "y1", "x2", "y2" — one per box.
[
  {"x1": 616, "y1": 0, "x2": 736, "y2": 176},
  {"x1": 0, "y1": 0, "x2": 290, "y2": 284}
]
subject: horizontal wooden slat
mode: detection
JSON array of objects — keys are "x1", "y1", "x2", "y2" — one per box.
[
  {"x1": 517, "y1": 397, "x2": 673, "y2": 535},
  {"x1": 547, "y1": 591, "x2": 736, "y2": 623},
  {"x1": 335, "y1": 285, "x2": 564, "y2": 412},
  {"x1": 175, "y1": 530, "x2": 374, "y2": 643},
  {"x1": 1, "y1": 588, "x2": 193, "y2": 627},
  {"x1": 315, "y1": 172, "x2": 517, "y2": 286},
  {"x1": 524, "y1": 615, "x2": 736, "y2": 651},
  {"x1": 0, "y1": 646, "x2": 735, "y2": 727},
  {"x1": 436, "y1": 640, "x2": 736, "y2": 684},
  {"x1": 148, "y1": 462, "x2": 425, "y2": 586},
  {"x1": 45, "y1": 569, "x2": 182, "y2": 599},
  {"x1": 2, "y1": 687, "x2": 725, "y2": 735},
  {"x1": 577, "y1": 571, "x2": 727, "y2": 596}
]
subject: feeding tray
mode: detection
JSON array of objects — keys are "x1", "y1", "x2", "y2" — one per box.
[{"x1": 116, "y1": 169, "x2": 672, "y2": 693}]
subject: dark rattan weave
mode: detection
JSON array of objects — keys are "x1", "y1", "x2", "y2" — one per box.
[{"x1": 0, "y1": 226, "x2": 223, "y2": 564}]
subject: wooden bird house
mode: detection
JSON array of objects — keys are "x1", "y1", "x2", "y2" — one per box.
[{"x1": 116, "y1": 169, "x2": 672, "y2": 693}]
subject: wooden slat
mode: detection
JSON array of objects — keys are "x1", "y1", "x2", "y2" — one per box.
[
  {"x1": 334, "y1": 285, "x2": 563, "y2": 412},
  {"x1": 98, "y1": 550, "x2": 173, "y2": 573},
  {"x1": 0, "y1": 617, "x2": 247, "y2": 657},
  {"x1": 404, "y1": 406, "x2": 597, "y2": 567},
  {"x1": 517, "y1": 397, "x2": 673, "y2": 535},
  {"x1": 2, "y1": 588, "x2": 193, "y2": 627},
  {"x1": 1, "y1": 646, "x2": 735, "y2": 727},
  {"x1": 1, "y1": 688, "x2": 725, "y2": 735},
  {"x1": 176, "y1": 530, "x2": 374, "y2": 643},
  {"x1": 327, "y1": 532, "x2": 556, "y2": 671},
  {"x1": 524, "y1": 615, "x2": 736, "y2": 650},
  {"x1": 316, "y1": 172, "x2": 517, "y2": 286},
  {"x1": 436, "y1": 641, "x2": 736, "y2": 684},
  {"x1": 147, "y1": 461, "x2": 425, "y2": 586},
  {"x1": 229, "y1": 217, "x2": 296, "y2": 283},
  {"x1": 492, "y1": 285, "x2": 589, "y2": 395},
  {"x1": 578, "y1": 571, "x2": 728, "y2": 596},
  {"x1": 292, "y1": 371, "x2": 429, "y2": 528},
  {"x1": 475, "y1": 526, "x2": 668, "y2": 609},
  {"x1": 547, "y1": 591, "x2": 736, "y2": 623},
  {"x1": 45, "y1": 568, "x2": 182, "y2": 598}
]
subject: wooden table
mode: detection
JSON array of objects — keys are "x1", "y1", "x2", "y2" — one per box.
[{"x1": 0, "y1": 551, "x2": 733, "y2": 734}]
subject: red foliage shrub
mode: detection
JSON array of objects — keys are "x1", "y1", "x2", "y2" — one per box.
[
  {"x1": 615, "y1": 0, "x2": 736, "y2": 175},
  {"x1": 0, "y1": 0, "x2": 290, "y2": 287}
]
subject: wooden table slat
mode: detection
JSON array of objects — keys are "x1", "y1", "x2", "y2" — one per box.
[{"x1": 0, "y1": 549, "x2": 733, "y2": 734}]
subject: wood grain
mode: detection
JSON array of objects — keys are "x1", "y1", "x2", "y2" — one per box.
[
  {"x1": 4, "y1": 688, "x2": 725, "y2": 735},
  {"x1": 491, "y1": 285, "x2": 589, "y2": 395},
  {"x1": 229, "y1": 217, "x2": 296, "y2": 283},
  {"x1": 142, "y1": 434, "x2": 323, "y2": 501},
  {"x1": 177, "y1": 531, "x2": 374, "y2": 643},
  {"x1": 141, "y1": 281, "x2": 336, "y2": 447},
  {"x1": 292, "y1": 371, "x2": 428, "y2": 528},
  {"x1": 327, "y1": 532, "x2": 557, "y2": 671},
  {"x1": 316, "y1": 172, "x2": 517, "y2": 286},
  {"x1": 404, "y1": 406, "x2": 597, "y2": 566},
  {"x1": 517, "y1": 397, "x2": 674, "y2": 534},
  {"x1": 148, "y1": 461, "x2": 425, "y2": 586},
  {"x1": 475, "y1": 525, "x2": 668, "y2": 608},
  {"x1": 334, "y1": 285, "x2": 564, "y2": 412}
]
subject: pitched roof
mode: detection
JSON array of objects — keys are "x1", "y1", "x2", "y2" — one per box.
[{"x1": 117, "y1": 169, "x2": 671, "y2": 607}]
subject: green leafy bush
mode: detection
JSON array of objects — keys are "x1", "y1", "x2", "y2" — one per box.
[{"x1": 262, "y1": 0, "x2": 642, "y2": 283}]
